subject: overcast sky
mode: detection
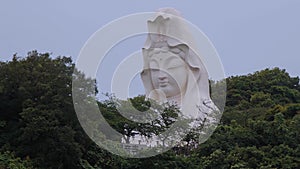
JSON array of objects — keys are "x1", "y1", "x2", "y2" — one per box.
[{"x1": 1, "y1": 0, "x2": 299, "y2": 79}]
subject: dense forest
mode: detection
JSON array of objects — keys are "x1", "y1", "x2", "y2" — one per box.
[{"x1": 0, "y1": 51, "x2": 299, "y2": 169}]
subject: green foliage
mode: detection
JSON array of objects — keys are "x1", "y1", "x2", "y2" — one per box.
[
  {"x1": 0, "y1": 52, "x2": 299, "y2": 168},
  {"x1": 0, "y1": 51, "x2": 84, "y2": 168},
  {"x1": 226, "y1": 67, "x2": 300, "y2": 107},
  {"x1": 0, "y1": 151, "x2": 35, "y2": 169}
]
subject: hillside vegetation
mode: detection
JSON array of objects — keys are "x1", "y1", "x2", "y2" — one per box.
[{"x1": 0, "y1": 52, "x2": 299, "y2": 168}]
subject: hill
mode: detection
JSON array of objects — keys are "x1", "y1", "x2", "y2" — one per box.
[{"x1": 0, "y1": 52, "x2": 299, "y2": 168}]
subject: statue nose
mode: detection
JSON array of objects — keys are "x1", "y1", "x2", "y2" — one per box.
[{"x1": 158, "y1": 70, "x2": 167, "y2": 80}]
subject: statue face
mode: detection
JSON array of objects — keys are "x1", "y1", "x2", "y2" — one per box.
[{"x1": 149, "y1": 51, "x2": 188, "y2": 98}]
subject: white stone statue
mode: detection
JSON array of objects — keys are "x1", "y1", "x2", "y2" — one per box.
[{"x1": 141, "y1": 8, "x2": 219, "y2": 121}]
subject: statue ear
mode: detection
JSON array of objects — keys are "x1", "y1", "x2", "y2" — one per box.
[
  {"x1": 142, "y1": 48, "x2": 150, "y2": 69},
  {"x1": 142, "y1": 48, "x2": 149, "y2": 57}
]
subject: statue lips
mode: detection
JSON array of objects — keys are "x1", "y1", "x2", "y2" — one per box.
[{"x1": 158, "y1": 80, "x2": 168, "y2": 87}]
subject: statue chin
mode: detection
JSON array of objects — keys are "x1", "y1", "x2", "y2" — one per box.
[
  {"x1": 148, "y1": 89, "x2": 167, "y2": 104},
  {"x1": 148, "y1": 88, "x2": 183, "y2": 106}
]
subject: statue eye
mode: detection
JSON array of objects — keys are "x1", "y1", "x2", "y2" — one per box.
[
  {"x1": 167, "y1": 58, "x2": 185, "y2": 69},
  {"x1": 150, "y1": 68, "x2": 159, "y2": 73},
  {"x1": 149, "y1": 60, "x2": 159, "y2": 69}
]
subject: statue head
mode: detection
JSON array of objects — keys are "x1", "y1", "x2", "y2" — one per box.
[
  {"x1": 141, "y1": 8, "x2": 218, "y2": 119},
  {"x1": 144, "y1": 45, "x2": 188, "y2": 101}
]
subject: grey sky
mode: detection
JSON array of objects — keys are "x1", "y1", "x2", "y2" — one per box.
[{"x1": 1, "y1": 0, "x2": 299, "y2": 79}]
